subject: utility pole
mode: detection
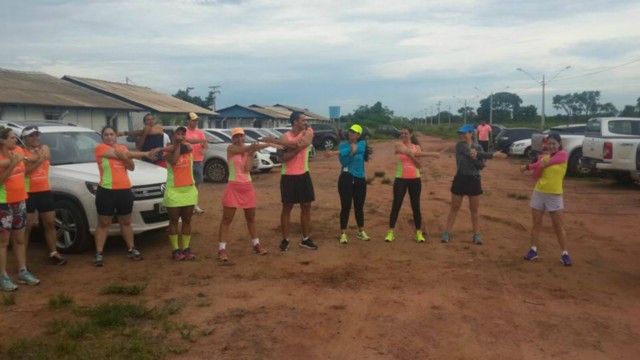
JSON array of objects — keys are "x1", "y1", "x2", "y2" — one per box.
[
  {"x1": 518, "y1": 66, "x2": 570, "y2": 130},
  {"x1": 448, "y1": 105, "x2": 451, "y2": 126},
  {"x1": 463, "y1": 99, "x2": 467, "y2": 123},
  {"x1": 208, "y1": 85, "x2": 222, "y2": 111},
  {"x1": 437, "y1": 101, "x2": 442, "y2": 125}
]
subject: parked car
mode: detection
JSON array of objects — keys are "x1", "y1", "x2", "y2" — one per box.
[
  {"x1": 529, "y1": 124, "x2": 592, "y2": 177},
  {"x1": 0, "y1": 121, "x2": 168, "y2": 253},
  {"x1": 508, "y1": 138, "x2": 531, "y2": 157},
  {"x1": 203, "y1": 128, "x2": 277, "y2": 173},
  {"x1": 491, "y1": 124, "x2": 507, "y2": 139},
  {"x1": 494, "y1": 127, "x2": 542, "y2": 153},
  {"x1": 375, "y1": 125, "x2": 401, "y2": 138},
  {"x1": 308, "y1": 123, "x2": 340, "y2": 150},
  {"x1": 581, "y1": 117, "x2": 640, "y2": 184}
]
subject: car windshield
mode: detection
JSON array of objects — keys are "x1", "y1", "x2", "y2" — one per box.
[{"x1": 41, "y1": 131, "x2": 102, "y2": 165}]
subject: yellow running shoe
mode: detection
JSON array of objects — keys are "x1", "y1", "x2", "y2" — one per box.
[
  {"x1": 384, "y1": 230, "x2": 395, "y2": 242},
  {"x1": 416, "y1": 230, "x2": 426, "y2": 243},
  {"x1": 356, "y1": 231, "x2": 370, "y2": 241},
  {"x1": 339, "y1": 233, "x2": 348, "y2": 244}
]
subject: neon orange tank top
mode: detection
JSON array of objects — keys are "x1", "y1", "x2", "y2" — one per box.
[
  {"x1": 95, "y1": 144, "x2": 132, "y2": 190},
  {"x1": 228, "y1": 152, "x2": 251, "y2": 183},
  {"x1": 0, "y1": 147, "x2": 28, "y2": 203},
  {"x1": 24, "y1": 148, "x2": 50, "y2": 193},
  {"x1": 395, "y1": 144, "x2": 421, "y2": 179},
  {"x1": 281, "y1": 128, "x2": 313, "y2": 175},
  {"x1": 166, "y1": 151, "x2": 194, "y2": 188}
]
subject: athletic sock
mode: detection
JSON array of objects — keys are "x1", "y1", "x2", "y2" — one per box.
[
  {"x1": 219, "y1": 242, "x2": 226, "y2": 250},
  {"x1": 50, "y1": 251, "x2": 58, "y2": 257},
  {"x1": 562, "y1": 250, "x2": 568, "y2": 255},
  {"x1": 252, "y1": 238, "x2": 259, "y2": 246},
  {"x1": 302, "y1": 236, "x2": 310, "y2": 241},
  {"x1": 182, "y1": 235, "x2": 191, "y2": 249},
  {"x1": 531, "y1": 246, "x2": 538, "y2": 252},
  {"x1": 19, "y1": 267, "x2": 27, "y2": 273},
  {"x1": 169, "y1": 234, "x2": 179, "y2": 250}
]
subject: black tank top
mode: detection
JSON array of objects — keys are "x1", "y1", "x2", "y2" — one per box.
[{"x1": 141, "y1": 134, "x2": 164, "y2": 163}]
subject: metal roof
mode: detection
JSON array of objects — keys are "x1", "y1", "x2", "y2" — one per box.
[
  {"x1": 63, "y1": 75, "x2": 217, "y2": 115},
  {"x1": 0, "y1": 68, "x2": 141, "y2": 110}
]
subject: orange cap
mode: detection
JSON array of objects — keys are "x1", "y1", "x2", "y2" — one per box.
[{"x1": 231, "y1": 128, "x2": 245, "y2": 137}]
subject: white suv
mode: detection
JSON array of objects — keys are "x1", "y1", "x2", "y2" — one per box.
[{"x1": 1, "y1": 121, "x2": 169, "y2": 253}]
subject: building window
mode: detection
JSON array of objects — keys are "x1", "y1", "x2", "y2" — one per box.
[
  {"x1": 44, "y1": 111, "x2": 61, "y2": 120},
  {"x1": 106, "y1": 112, "x2": 118, "y2": 131}
]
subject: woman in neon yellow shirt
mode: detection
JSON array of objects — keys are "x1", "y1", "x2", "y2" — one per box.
[{"x1": 520, "y1": 132, "x2": 572, "y2": 266}]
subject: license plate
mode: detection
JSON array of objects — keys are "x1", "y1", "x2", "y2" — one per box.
[{"x1": 158, "y1": 204, "x2": 167, "y2": 214}]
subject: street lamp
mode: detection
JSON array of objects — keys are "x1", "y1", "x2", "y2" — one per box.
[
  {"x1": 517, "y1": 66, "x2": 571, "y2": 129},
  {"x1": 453, "y1": 95, "x2": 479, "y2": 124},
  {"x1": 474, "y1": 86, "x2": 510, "y2": 125}
]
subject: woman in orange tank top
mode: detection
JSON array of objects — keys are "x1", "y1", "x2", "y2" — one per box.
[
  {"x1": 216, "y1": 128, "x2": 279, "y2": 261},
  {"x1": 20, "y1": 125, "x2": 67, "y2": 266},
  {"x1": 0, "y1": 127, "x2": 39, "y2": 291}
]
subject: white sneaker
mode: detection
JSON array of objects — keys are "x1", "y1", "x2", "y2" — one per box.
[{"x1": 194, "y1": 205, "x2": 204, "y2": 214}]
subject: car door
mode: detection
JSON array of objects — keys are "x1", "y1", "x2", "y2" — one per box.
[{"x1": 582, "y1": 118, "x2": 603, "y2": 160}]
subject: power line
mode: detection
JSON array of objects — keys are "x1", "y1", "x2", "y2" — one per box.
[{"x1": 554, "y1": 57, "x2": 640, "y2": 82}]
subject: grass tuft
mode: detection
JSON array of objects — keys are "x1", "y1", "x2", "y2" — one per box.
[
  {"x1": 366, "y1": 177, "x2": 375, "y2": 185},
  {"x1": 100, "y1": 283, "x2": 147, "y2": 296},
  {"x1": 2, "y1": 293, "x2": 16, "y2": 306},
  {"x1": 381, "y1": 177, "x2": 392, "y2": 185},
  {"x1": 48, "y1": 293, "x2": 74, "y2": 310},
  {"x1": 508, "y1": 192, "x2": 529, "y2": 200},
  {"x1": 374, "y1": 171, "x2": 385, "y2": 178}
]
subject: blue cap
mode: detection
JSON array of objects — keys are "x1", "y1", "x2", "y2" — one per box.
[{"x1": 457, "y1": 124, "x2": 475, "y2": 134}]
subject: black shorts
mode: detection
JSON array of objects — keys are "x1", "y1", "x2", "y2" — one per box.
[
  {"x1": 478, "y1": 140, "x2": 489, "y2": 152},
  {"x1": 451, "y1": 174, "x2": 483, "y2": 196},
  {"x1": 26, "y1": 191, "x2": 55, "y2": 214},
  {"x1": 95, "y1": 187, "x2": 134, "y2": 216},
  {"x1": 280, "y1": 172, "x2": 315, "y2": 204}
]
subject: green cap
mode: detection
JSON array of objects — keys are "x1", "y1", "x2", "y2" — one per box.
[{"x1": 349, "y1": 124, "x2": 363, "y2": 134}]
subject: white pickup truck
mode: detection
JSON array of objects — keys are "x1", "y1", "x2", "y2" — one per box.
[
  {"x1": 581, "y1": 117, "x2": 640, "y2": 184},
  {"x1": 529, "y1": 124, "x2": 593, "y2": 177}
]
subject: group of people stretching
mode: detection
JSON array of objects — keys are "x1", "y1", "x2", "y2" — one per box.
[{"x1": 0, "y1": 111, "x2": 572, "y2": 291}]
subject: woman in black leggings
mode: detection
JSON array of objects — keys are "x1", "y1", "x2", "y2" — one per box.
[
  {"x1": 326, "y1": 125, "x2": 371, "y2": 244},
  {"x1": 385, "y1": 128, "x2": 439, "y2": 243}
]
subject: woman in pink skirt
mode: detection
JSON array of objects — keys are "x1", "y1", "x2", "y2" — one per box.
[{"x1": 216, "y1": 128, "x2": 278, "y2": 261}]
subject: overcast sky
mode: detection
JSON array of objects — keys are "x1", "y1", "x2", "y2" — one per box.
[{"x1": 1, "y1": 0, "x2": 639, "y2": 118}]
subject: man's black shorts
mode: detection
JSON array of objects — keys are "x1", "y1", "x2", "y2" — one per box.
[
  {"x1": 26, "y1": 191, "x2": 55, "y2": 214},
  {"x1": 280, "y1": 172, "x2": 315, "y2": 204},
  {"x1": 95, "y1": 187, "x2": 134, "y2": 216}
]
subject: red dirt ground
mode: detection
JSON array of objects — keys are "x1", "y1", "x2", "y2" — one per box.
[{"x1": 1, "y1": 135, "x2": 639, "y2": 359}]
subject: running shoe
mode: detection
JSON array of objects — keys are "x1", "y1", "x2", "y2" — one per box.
[
  {"x1": 561, "y1": 254, "x2": 572, "y2": 266},
  {"x1": 524, "y1": 248, "x2": 538, "y2": 261},
  {"x1": 49, "y1": 252, "x2": 67, "y2": 266},
  {"x1": 128, "y1": 247, "x2": 144, "y2": 261},
  {"x1": 384, "y1": 230, "x2": 395, "y2": 242},
  {"x1": 279, "y1": 239, "x2": 289, "y2": 252},
  {"x1": 17, "y1": 269, "x2": 40, "y2": 286},
  {"x1": 440, "y1": 232, "x2": 450, "y2": 243},
  {"x1": 94, "y1": 252, "x2": 104, "y2": 267},
  {"x1": 472, "y1": 233, "x2": 483, "y2": 245},
  {"x1": 339, "y1": 233, "x2": 348, "y2": 244},
  {"x1": 356, "y1": 231, "x2": 370, "y2": 241},
  {"x1": 300, "y1": 238, "x2": 318, "y2": 250},
  {"x1": 182, "y1": 248, "x2": 196, "y2": 261},
  {"x1": 193, "y1": 205, "x2": 205, "y2": 214},
  {"x1": 172, "y1": 249, "x2": 185, "y2": 261},
  {"x1": 253, "y1": 243, "x2": 268, "y2": 255},
  {"x1": 0, "y1": 275, "x2": 18, "y2": 292},
  {"x1": 218, "y1": 249, "x2": 229, "y2": 261},
  {"x1": 415, "y1": 230, "x2": 426, "y2": 243}
]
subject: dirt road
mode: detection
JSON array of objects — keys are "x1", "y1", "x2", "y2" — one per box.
[{"x1": 2, "y1": 135, "x2": 639, "y2": 359}]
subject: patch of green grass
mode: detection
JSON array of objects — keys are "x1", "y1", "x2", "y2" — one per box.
[
  {"x1": 374, "y1": 171, "x2": 385, "y2": 178},
  {"x1": 366, "y1": 177, "x2": 375, "y2": 185},
  {"x1": 507, "y1": 192, "x2": 529, "y2": 200},
  {"x1": 4, "y1": 301, "x2": 191, "y2": 360},
  {"x1": 100, "y1": 283, "x2": 147, "y2": 296},
  {"x1": 48, "y1": 293, "x2": 74, "y2": 310},
  {"x1": 2, "y1": 293, "x2": 16, "y2": 306},
  {"x1": 381, "y1": 177, "x2": 392, "y2": 185}
]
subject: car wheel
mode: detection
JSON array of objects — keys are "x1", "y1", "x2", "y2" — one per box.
[
  {"x1": 613, "y1": 172, "x2": 633, "y2": 185},
  {"x1": 322, "y1": 137, "x2": 337, "y2": 151},
  {"x1": 204, "y1": 158, "x2": 228, "y2": 183},
  {"x1": 568, "y1": 149, "x2": 593, "y2": 177},
  {"x1": 54, "y1": 199, "x2": 91, "y2": 254},
  {"x1": 523, "y1": 147, "x2": 531, "y2": 158}
]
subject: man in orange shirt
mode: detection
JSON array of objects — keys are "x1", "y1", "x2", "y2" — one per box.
[
  {"x1": 476, "y1": 119, "x2": 493, "y2": 152},
  {"x1": 185, "y1": 113, "x2": 208, "y2": 214}
]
